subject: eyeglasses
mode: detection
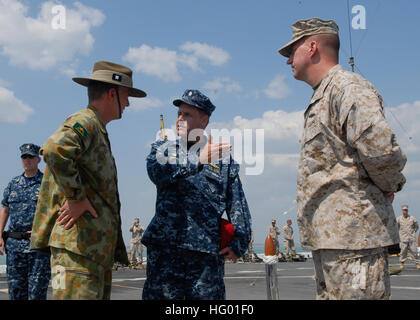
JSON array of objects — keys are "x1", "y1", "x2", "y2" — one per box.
[{"x1": 21, "y1": 155, "x2": 36, "y2": 159}]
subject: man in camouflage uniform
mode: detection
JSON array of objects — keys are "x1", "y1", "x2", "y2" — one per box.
[
  {"x1": 129, "y1": 218, "x2": 144, "y2": 265},
  {"x1": 268, "y1": 219, "x2": 281, "y2": 256},
  {"x1": 29, "y1": 61, "x2": 147, "y2": 300},
  {"x1": 142, "y1": 89, "x2": 252, "y2": 300},
  {"x1": 397, "y1": 205, "x2": 420, "y2": 270},
  {"x1": 279, "y1": 18, "x2": 406, "y2": 299},
  {"x1": 0, "y1": 144, "x2": 50, "y2": 300},
  {"x1": 283, "y1": 219, "x2": 296, "y2": 260}
]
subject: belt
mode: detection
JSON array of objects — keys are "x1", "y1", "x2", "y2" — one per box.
[{"x1": 2, "y1": 231, "x2": 31, "y2": 240}]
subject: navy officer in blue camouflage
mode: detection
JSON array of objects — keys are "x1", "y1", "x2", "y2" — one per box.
[
  {"x1": 0, "y1": 144, "x2": 51, "y2": 300},
  {"x1": 142, "y1": 89, "x2": 252, "y2": 300}
]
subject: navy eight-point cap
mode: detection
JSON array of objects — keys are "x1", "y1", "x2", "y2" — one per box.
[
  {"x1": 19, "y1": 143, "x2": 41, "y2": 157},
  {"x1": 173, "y1": 89, "x2": 216, "y2": 116}
]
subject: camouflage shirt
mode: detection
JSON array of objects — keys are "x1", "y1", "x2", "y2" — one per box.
[
  {"x1": 129, "y1": 225, "x2": 144, "y2": 243},
  {"x1": 2, "y1": 170, "x2": 43, "y2": 253},
  {"x1": 268, "y1": 226, "x2": 280, "y2": 240},
  {"x1": 30, "y1": 105, "x2": 128, "y2": 267},
  {"x1": 396, "y1": 215, "x2": 419, "y2": 242},
  {"x1": 283, "y1": 225, "x2": 293, "y2": 241},
  {"x1": 142, "y1": 138, "x2": 252, "y2": 258},
  {"x1": 297, "y1": 64, "x2": 406, "y2": 251}
]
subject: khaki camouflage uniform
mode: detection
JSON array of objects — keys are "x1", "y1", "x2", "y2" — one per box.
[
  {"x1": 396, "y1": 215, "x2": 419, "y2": 265},
  {"x1": 283, "y1": 224, "x2": 296, "y2": 258},
  {"x1": 30, "y1": 105, "x2": 128, "y2": 300},
  {"x1": 297, "y1": 64, "x2": 406, "y2": 300},
  {"x1": 129, "y1": 224, "x2": 144, "y2": 264}
]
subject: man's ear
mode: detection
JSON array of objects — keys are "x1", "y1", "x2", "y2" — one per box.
[
  {"x1": 201, "y1": 114, "x2": 209, "y2": 128},
  {"x1": 308, "y1": 40, "x2": 318, "y2": 58}
]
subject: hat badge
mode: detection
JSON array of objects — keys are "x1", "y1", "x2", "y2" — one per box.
[
  {"x1": 188, "y1": 91, "x2": 193, "y2": 96},
  {"x1": 26, "y1": 145, "x2": 30, "y2": 149}
]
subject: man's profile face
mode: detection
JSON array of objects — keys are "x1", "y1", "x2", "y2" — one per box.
[
  {"x1": 176, "y1": 103, "x2": 208, "y2": 138},
  {"x1": 286, "y1": 37, "x2": 311, "y2": 81}
]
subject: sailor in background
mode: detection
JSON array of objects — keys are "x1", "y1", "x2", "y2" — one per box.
[
  {"x1": 0, "y1": 144, "x2": 50, "y2": 300},
  {"x1": 397, "y1": 205, "x2": 420, "y2": 270}
]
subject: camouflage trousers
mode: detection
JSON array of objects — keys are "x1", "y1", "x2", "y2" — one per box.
[
  {"x1": 142, "y1": 245, "x2": 225, "y2": 300},
  {"x1": 6, "y1": 250, "x2": 50, "y2": 300},
  {"x1": 129, "y1": 241, "x2": 143, "y2": 264},
  {"x1": 284, "y1": 239, "x2": 296, "y2": 258},
  {"x1": 50, "y1": 247, "x2": 112, "y2": 300},
  {"x1": 399, "y1": 241, "x2": 420, "y2": 264},
  {"x1": 312, "y1": 248, "x2": 390, "y2": 300}
]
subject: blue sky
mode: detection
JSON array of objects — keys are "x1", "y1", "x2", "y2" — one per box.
[{"x1": 1, "y1": 0, "x2": 420, "y2": 249}]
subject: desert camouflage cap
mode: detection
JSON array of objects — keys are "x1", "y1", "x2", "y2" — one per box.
[
  {"x1": 19, "y1": 143, "x2": 40, "y2": 157},
  {"x1": 402, "y1": 205, "x2": 408, "y2": 210},
  {"x1": 278, "y1": 17, "x2": 339, "y2": 57},
  {"x1": 173, "y1": 89, "x2": 216, "y2": 116}
]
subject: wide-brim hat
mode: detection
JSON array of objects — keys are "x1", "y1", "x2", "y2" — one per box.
[
  {"x1": 278, "y1": 18, "x2": 339, "y2": 58},
  {"x1": 73, "y1": 61, "x2": 146, "y2": 98}
]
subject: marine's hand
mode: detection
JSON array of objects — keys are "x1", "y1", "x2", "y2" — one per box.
[
  {"x1": 199, "y1": 134, "x2": 231, "y2": 165},
  {"x1": 386, "y1": 192, "x2": 394, "y2": 203},
  {"x1": 58, "y1": 199, "x2": 98, "y2": 230},
  {"x1": 219, "y1": 247, "x2": 238, "y2": 260}
]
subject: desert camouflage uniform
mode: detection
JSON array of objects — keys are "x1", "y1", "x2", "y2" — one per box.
[
  {"x1": 2, "y1": 170, "x2": 50, "y2": 300},
  {"x1": 129, "y1": 224, "x2": 144, "y2": 264},
  {"x1": 282, "y1": 224, "x2": 296, "y2": 258},
  {"x1": 30, "y1": 105, "x2": 128, "y2": 300},
  {"x1": 142, "y1": 138, "x2": 252, "y2": 300},
  {"x1": 268, "y1": 225, "x2": 281, "y2": 255},
  {"x1": 396, "y1": 215, "x2": 419, "y2": 265},
  {"x1": 297, "y1": 64, "x2": 406, "y2": 299}
]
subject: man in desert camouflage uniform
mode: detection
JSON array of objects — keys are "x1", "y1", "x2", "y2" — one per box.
[
  {"x1": 397, "y1": 205, "x2": 420, "y2": 270},
  {"x1": 268, "y1": 219, "x2": 281, "y2": 256},
  {"x1": 279, "y1": 18, "x2": 406, "y2": 299},
  {"x1": 30, "y1": 61, "x2": 147, "y2": 299},
  {"x1": 283, "y1": 219, "x2": 296, "y2": 260},
  {"x1": 129, "y1": 218, "x2": 144, "y2": 265}
]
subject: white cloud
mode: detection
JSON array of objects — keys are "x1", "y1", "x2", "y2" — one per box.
[
  {"x1": 202, "y1": 77, "x2": 242, "y2": 99},
  {"x1": 266, "y1": 153, "x2": 300, "y2": 169},
  {"x1": 123, "y1": 42, "x2": 230, "y2": 82},
  {"x1": 263, "y1": 74, "x2": 291, "y2": 99},
  {"x1": 0, "y1": 0, "x2": 105, "y2": 70},
  {"x1": 0, "y1": 86, "x2": 34, "y2": 123},
  {"x1": 123, "y1": 45, "x2": 181, "y2": 82},
  {"x1": 385, "y1": 101, "x2": 420, "y2": 154},
  {"x1": 180, "y1": 42, "x2": 231, "y2": 66},
  {"x1": 129, "y1": 97, "x2": 165, "y2": 112}
]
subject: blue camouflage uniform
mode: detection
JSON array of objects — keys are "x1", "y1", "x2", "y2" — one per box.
[
  {"x1": 142, "y1": 90, "x2": 252, "y2": 300},
  {"x1": 1, "y1": 144, "x2": 50, "y2": 300}
]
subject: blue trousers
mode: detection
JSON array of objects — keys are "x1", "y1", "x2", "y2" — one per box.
[
  {"x1": 6, "y1": 250, "x2": 51, "y2": 300},
  {"x1": 142, "y1": 245, "x2": 225, "y2": 300}
]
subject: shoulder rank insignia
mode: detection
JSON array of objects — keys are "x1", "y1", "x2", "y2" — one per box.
[
  {"x1": 209, "y1": 163, "x2": 220, "y2": 174},
  {"x1": 73, "y1": 122, "x2": 89, "y2": 140}
]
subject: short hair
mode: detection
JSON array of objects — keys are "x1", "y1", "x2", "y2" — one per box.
[
  {"x1": 313, "y1": 33, "x2": 340, "y2": 60},
  {"x1": 88, "y1": 81, "x2": 116, "y2": 103}
]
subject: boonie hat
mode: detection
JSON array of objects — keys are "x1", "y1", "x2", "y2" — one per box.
[
  {"x1": 279, "y1": 17, "x2": 339, "y2": 57},
  {"x1": 73, "y1": 61, "x2": 147, "y2": 98},
  {"x1": 173, "y1": 89, "x2": 216, "y2": 116}
]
